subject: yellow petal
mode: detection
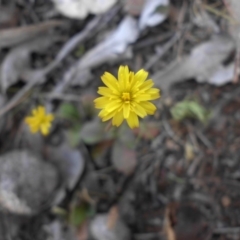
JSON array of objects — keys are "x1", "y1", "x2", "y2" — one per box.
[
  {"x1": 102, "y1": 110, "x2": 117, "y2": 121},
  {"x1": 132, "y1": 69, "x2": 148, "y2": 87},
  {"x1": 112, "y1": 110, "x2": 124, "y2": 126},
  {"x1": 97, "y1": 87, "x2": 113, "y2": 97},
  {"x1": 134, "y1": 94, "x2": 152, "y2": 102},
  {"x1": 145, "y1": 88, "x2": 160, "y2": 95},
  {"x1": 140, "y1": 101, "x2": 156, "y2": 115},
  {"x1": 118, "y1": 65, "x2": 125, "y2": 91},
  {"x1": 106, "y1": 101, "x2": 122, "y2": 112},
  {"x1": 139, "y1": 79, "x2": 154, "y2": 91},
  {"x1": 127, "y1": 71, "x2": 134, "y2": 91},
  {"x1": 32, "y1": 109, "x2": 38, "y2": 115},
  {"x1": 40, "y1": 124, "x2": 49, "y2": 135},
  {"x1": 132, "y1": 102, "x2": 147, "y2": 118},
  {"x1": 30, "y1": 125, "x2": 39, "y2": 133},
  {"x1": 94, "y1": 97, "x2": 109, "y2": 109},
  {"x1": 150, "y1": 93, "x2": 160, "y2": 100},
  {"x1": 126, "y1": 111, "x2": 139, "y2": 129},
  {"x1": 98, "y1": 109, "x2": 109, "y2": 118},
  {"x1": 123, "y1": 103, "x2": 130, "y2": 119},
  {"x1": 145, "y1": 87, "x2": 160, "y2": 100},
  {"x1": 38, "y1": 106, "x2": 45, "y2": 116},
  {"x1": 46, "y1": 114, "x2": 54, "y2": 121},
  {"x1": 123, "y1": 66, "x2": 130, "y2": 90},
  {"x1": 101, "y1": 72, "x2": 119, "y2": 91}
]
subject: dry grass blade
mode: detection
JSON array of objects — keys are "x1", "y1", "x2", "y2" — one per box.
[{"x1": 0, "y1": 20, "x2": 66, "y2": 48}]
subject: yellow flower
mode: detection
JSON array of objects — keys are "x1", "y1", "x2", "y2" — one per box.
[
  {"x1": 94, "y1": 66, "x2": 160, "y2": 128},
  {"x1": 25, "y1": 106, "x2": 54, "y2": 135}
]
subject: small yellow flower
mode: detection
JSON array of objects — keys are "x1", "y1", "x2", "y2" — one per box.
[
  {"x1": 25, "y1": 106, "x2": 54, "y2": 135},
  {"x1": 94, "y1": 65, "x2": 160, "y2": 128}
]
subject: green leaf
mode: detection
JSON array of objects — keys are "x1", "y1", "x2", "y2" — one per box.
[
  {"x1": 58, "y1": 103, "x2": 80, "y2": 123},
  {"x1": 75, "y1": 45, "x2": 85, "y2": 57},
  {"x1": 170, "y1": 100, "x2": 211, "y2": 123},
  {"x1": 67, "y1": 126, "x2": 82, "y2": 147},
  {"x1": 69, "y1": 204, "x2": 93, "y2": 227}
]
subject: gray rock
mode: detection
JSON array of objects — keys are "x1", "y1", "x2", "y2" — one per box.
[
  {"x1": 0, "y1": 150, "x2": 59, "y2": 215},
  {"x1": 90, "y1": 213, "x2": 131, "y2": 240}
]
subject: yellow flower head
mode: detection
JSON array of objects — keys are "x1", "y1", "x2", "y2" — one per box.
[
  {"x1": 94, "y1": 66, "x2": 160, "y2": 128},
  {"x1": 25, "y1": 106, "x2": 54, "y2": 135}
]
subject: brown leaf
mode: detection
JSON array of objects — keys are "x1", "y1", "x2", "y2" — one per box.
[
  {"x1": 0, "y1": 20, "x2": 65, "y2": 48},
  {"x1": 164, "y1": 206, "x2": 176, "y2": 240},
  {"x1": 1, "y1": 35, "x2": 62, "y2": 92},
  {"x1": 221, "y1": 196, "x2": 231, "y2": 207},
  {"x1": 153, "y1": 35, "x2": 235, "y2": 91},
  {"x1": 133, "y1": 121, "x2": 160, "y2": 140},
  {"x1": 91, "y1": 140, "x2": 114, "y2": 167},
  {"x1": 111, "y1": 140, "x2": 137, "y2": 175},
  {"x1": 124, "y1": 0, "x2": 146, "y2": 16},
  {"x1": 184, "y1": 142, "x2": 195, "y2": 162},
  {"x1": 164, "y1": 202, "x2": 212, "y2": 240},
  {"x1": 0, "y1": 7, "x2": 19, "y2": 29},
  {"x1": 46, "y1": 142, "x2": 85, "y2": 191},
  {"x1": 77, "y1": 220, "x2": 89, "y2": 240},
  {"x1": 70, "y1": 16, "x2": 139, "y2": 72},
  {"x1": 107, "y1": 206, "x2": 119, "y2": 229}
]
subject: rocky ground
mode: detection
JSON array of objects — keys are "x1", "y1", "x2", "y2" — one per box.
[{"x1": 0, "y1": 0, "x2": 240, "y2": 240}]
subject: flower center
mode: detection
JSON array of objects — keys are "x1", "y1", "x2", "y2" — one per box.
[{"x1": 122, "y1": 92, "x2": 130, "y2": 102}]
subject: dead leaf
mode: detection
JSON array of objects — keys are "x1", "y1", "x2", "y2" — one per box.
[
  {"x1": 124, "y1": 0, "x2": 146, "y2": 16},
  {"x1": 111, "y1": 140, "x2": 137, "y2": 176},
  {"x1": 0, "y1": 20, "x2": 65, "y2": 49},
  {"x1": 91, "y1": 140, "x2": 114, "y2": 168},
  {"x1": 184, "y1": 142, "x2": 194, "y2": 162},
  {"x1": 70, "y1": 16, "x2": 139, "y2": 71},
  {"x1": 53, "y1": 0, "x2": 117, "y2": 19},
  {"x1": 133, "y1": 121, "x2": 160, "y2": 140},
  {"x1": 221, "y1": 196, "x2": 231, "y2": 207},
  {"x1": 153, "y1": 35, "x2": 235, "y2": 91},
  {"x1": 164, "y1": 205, "x2": 176, "y2": 240},
  {"x1": 165, "y1": 138, "x2": 180, "y2": 151},
  {"x1": 164, "y1": 202, "x2": 211, "y2": 240},
  {"x1": 208, "y1": 63, "x2": 234, "y2": 86},
  {"x1": 0, "y1": 7, "x2": 19, "y2": 29},
  {"x1": 191, "y1": 2, "x2": 219, "y2": 32},
  {"x1": 70, "y1": 69, "x2": 93, "y2": 87},
  {"x1": 80, "y1": 119, "x2": 114, "y2": 145},
  {"x1": 46, "y1": 142, "x2": 85, "y2": 191},
  {"x1": 0, "y1": 95, "x2": 6, "y2": 133},
  {"x1": 107, "y1": 206, "x2": 119, "y2": 229},
  {"x1": 77, "y1": 220, "x2": 89, "y2": 240},
  {"x1": 139, "y1": 0, "x2": 169, "y2": 30},
  {"x1": 1, "y1": 35, "x2": 61, "y2": 92},
  {"x1": 65, "y1": 16, "x2": 138, "y2": 86},
  {"x1": 44, "y1": 220, "x2": 78, "y2": 240}
]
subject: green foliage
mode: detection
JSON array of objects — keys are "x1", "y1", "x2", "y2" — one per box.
[
  {"x1": 58, "y1": 103, "x2": 80, "y2": 123},
  {"x1": 69, "y1": 203, "x2": 94, "y2": 227},
  {"x1": 58, "y1": 103, "x2": 82, "y2": 147},
  {"x1": 75, "y1": 45, "x2": 85, "y2": 57},
  {"x1": 170, "y1": 100, "x2": 211, "y2": 123},
  {"x1": 67, "y1": 125, "x2": 82, "y2": 147}
]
